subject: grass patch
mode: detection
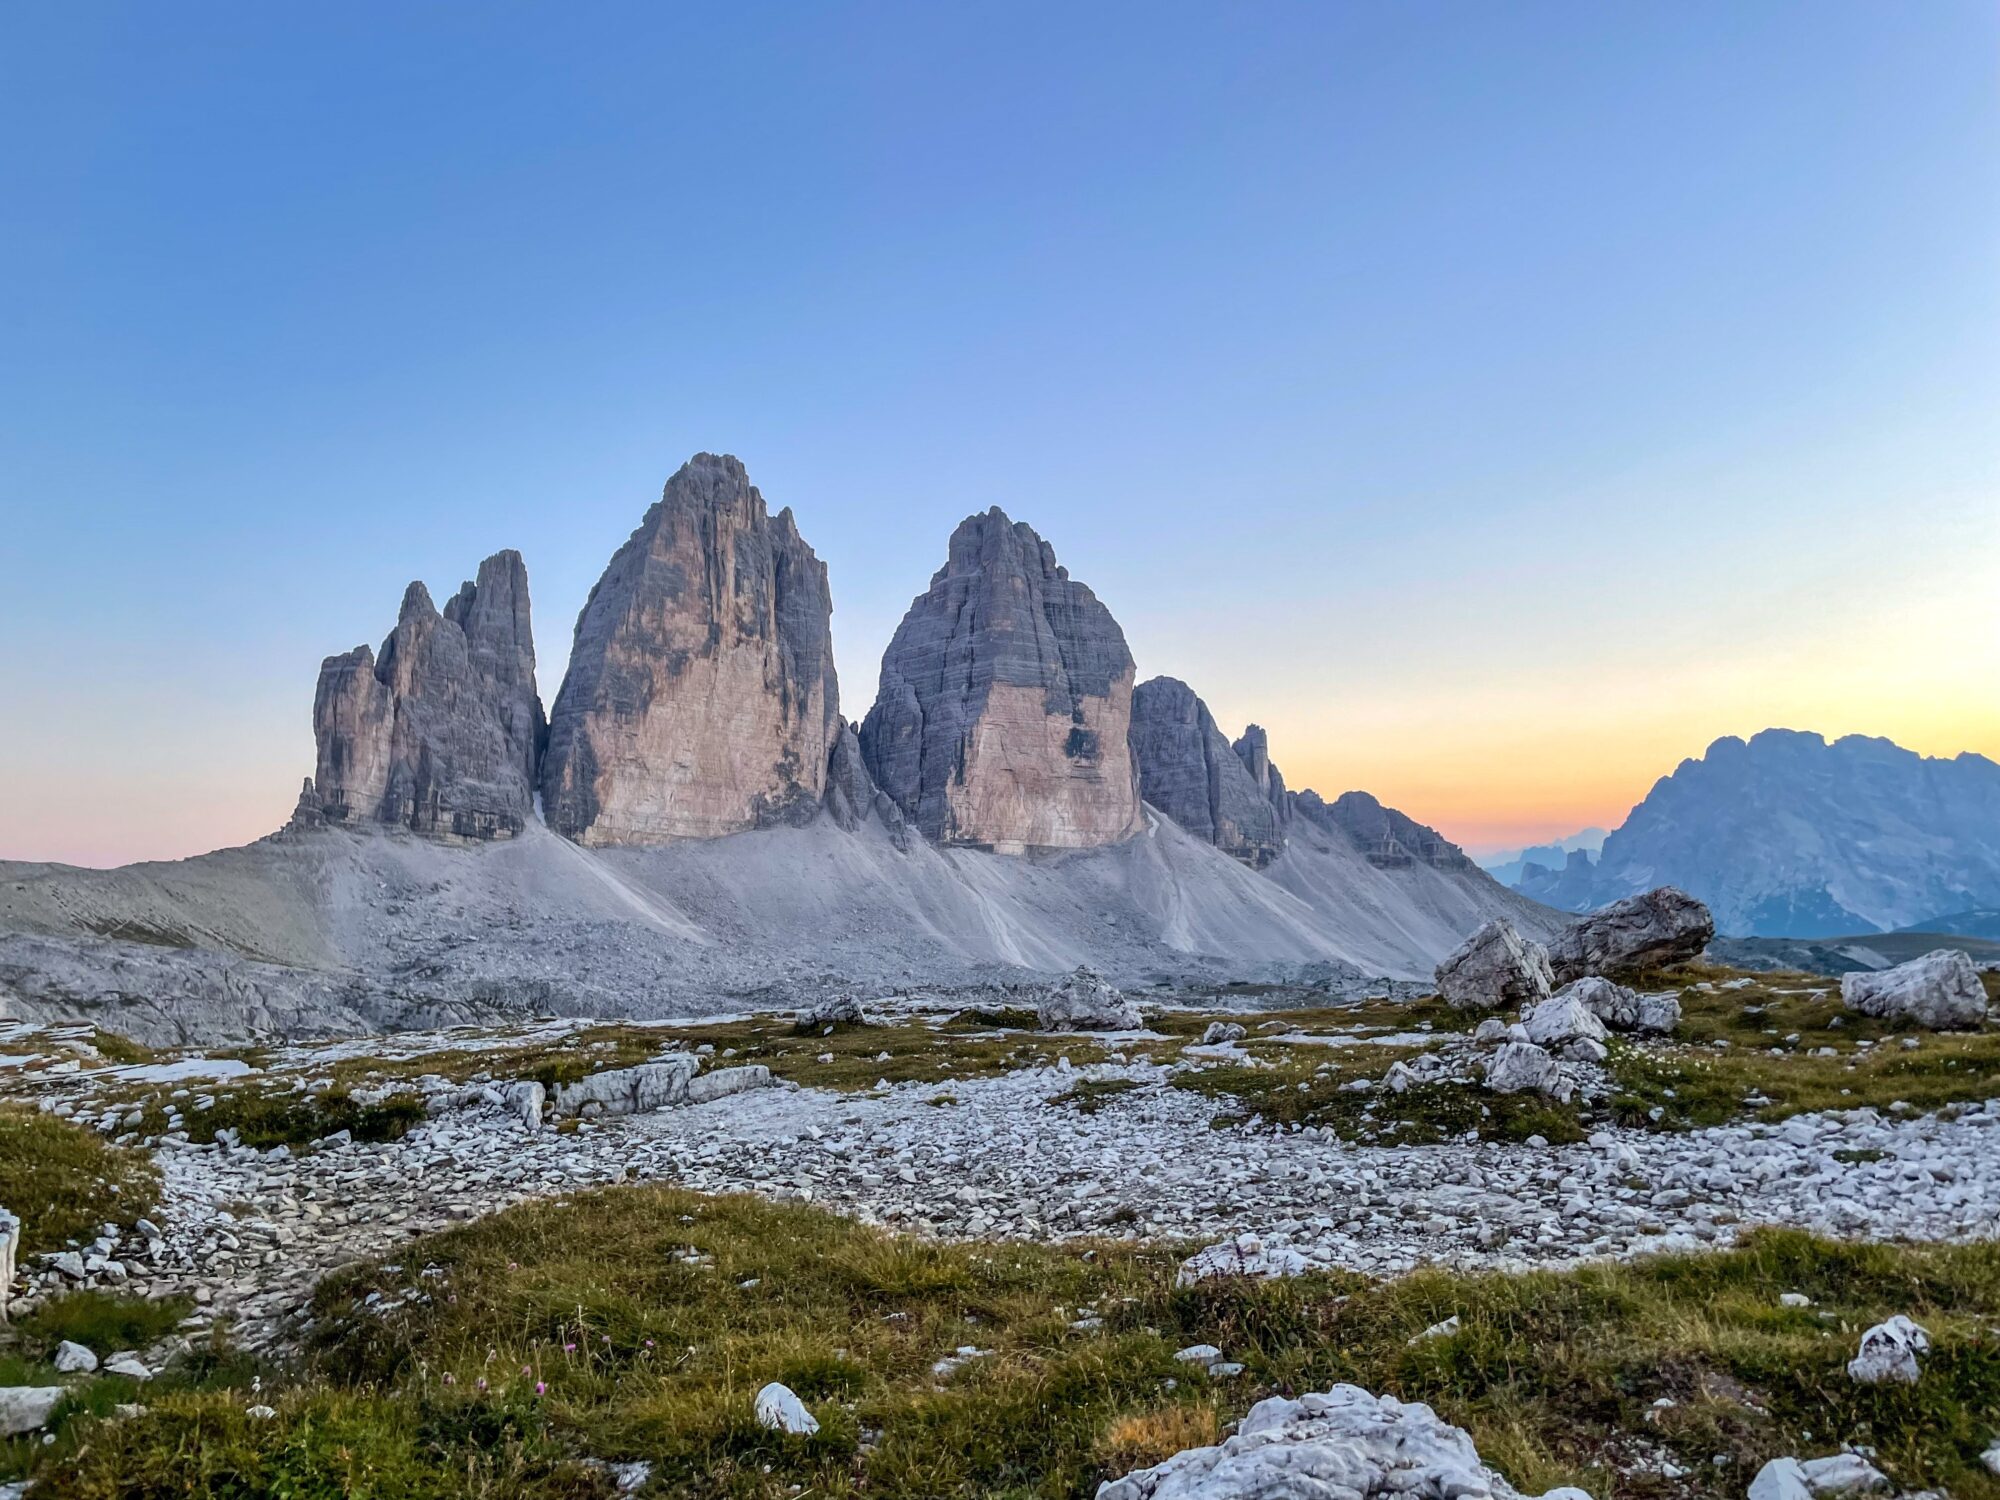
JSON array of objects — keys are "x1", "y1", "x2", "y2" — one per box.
[
  {"x1": 134, "y1": 1085, "x2": 429, "y2": 1148},
  {"x1": 1169, "y1": 1046, "x2": 1587, "y2": 1145},
  {"x1": 0, "y1": 1106, "x2": 159, "y2": 1255},
  {"x1": 16, "y1": 1189, "x2": 2000, "y2": 1498},
  {"x1": 14, "y1": 1289, "x2": 191, "y2": 1357},
  {"x1": 1049, "y1": 1078, "x2": 1148, "y2": 1115}
]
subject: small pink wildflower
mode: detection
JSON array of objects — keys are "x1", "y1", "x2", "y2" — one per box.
[{"x1": 535, "y1": 1381, "x2": 546, "y2": 1396}]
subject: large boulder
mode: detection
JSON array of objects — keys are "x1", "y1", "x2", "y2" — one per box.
[
  {"x1": 540, "y1": 454, "x2": 839, "y2": 844},
  {"x1": 1095, "y1": 1384, "x2": 1591, "y2": 1500},
  {"x1": 860, "y1": 508, "x2": 1143, "y2": 853},
  {"x1": 1036, "y1": 967, "x2": 1143, "y2": 1031},
  {"x1": 301, "y1": 549, "x2": 545, "y2": 841},
  {"x1": 1128, "y1": 678, "x2": 1281, "y2": 867},
  {"x1": 1435, "y1": 920, "x2": 1554, "y2": 1011},
  {"x1": 1840, "y1": 949, "x2": 1987, "y2": 1029},
  {"x1": 1546, "y1": 887, "x2": 1714, "y2": 983}
]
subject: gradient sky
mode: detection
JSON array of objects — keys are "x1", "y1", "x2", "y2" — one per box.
[{"x1": 3, "y1": 3, "x2": 1996, "y2": 868}]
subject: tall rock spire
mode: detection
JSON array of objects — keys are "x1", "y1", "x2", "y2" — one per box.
[
  {"x1": 539, "y1": 453, "x2": 838, "y2": 844},
  {"x1": 302, "y1": 549, "x2": 545, "y2": 840},
  {"x1": 859, "y1": 507, "x2": 1143, "y2": 853}
]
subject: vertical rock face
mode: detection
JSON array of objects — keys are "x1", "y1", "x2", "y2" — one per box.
[
  {"x1": 1231, "y1": 725, "x2": 1294, "y2": 835},
  {"x1": 540, "y1": 454, "x2": 838, "y2": 845},
  {"x1": 859, "y1": 507, "x2": 1143, "y2": 853},
  {"x1": 1129, "y1": 677, "x2": 1280, "y2": 867},
  {"x1": 304, "y1": 550, "x2": 545, "y2": 840}
]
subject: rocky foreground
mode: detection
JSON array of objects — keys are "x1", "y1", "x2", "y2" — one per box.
[{"x1": 5, "y1": 972, "x2": 1995, "y2": 1356}]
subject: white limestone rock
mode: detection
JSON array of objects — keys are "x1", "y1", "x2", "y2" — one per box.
[
  {"x1": 1521, "y1": 993, "x2": 1608, "y2": 1049},
  {"x1": 53, "y1": 1340, "x2": 97, "y2": 1374},
  {"x1": 1200, "y1": 1021, "x2": 1247, "y2": 1045},
  {"x1": 1095, "y1": 1383, "x2": 1591, "y2": 1499},
  {"x1": 1037, "y1": 968, "x2": 1143, "y2": 1032},
  {"x1": 685, "y1": 1065, "x2": 775, "y2": 1105},
  {"x1": 1750, "y1": 1454, "x2": 1890, "y2": 1499},
  {"x1": 753, "y1": 1381, "x2": 819, "y2": 1436},
  {"x1": 1559, "y1": 975, "x2": 1679, "y2": 1035},
  {"x1": 550, "y1": 1057, "x2": 701, "y2": 1119},
  {"x1": 0, "y1": 1386, "x2": 65, "y2": 1437},
  {"x1": 1435, "y1": 921, "x2": 1554, "y2": 1012},
  {"x1": 1482, "y1": 1042, "x2": 1571, "y2": 1100},
  {"x1": 1177, "y1": 1235, "x2": 1320, "y2": 1286},
  {"x1": 1846, "y1": 1314, "x2": 1929, "y2": 1385},
  {"x1": 1840, "y1": 950, "x2": 1987, "y2": 1030}
]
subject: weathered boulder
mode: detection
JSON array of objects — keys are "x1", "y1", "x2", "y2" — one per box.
[
  {"x1": 1847, "y1": 1315, "x2": 1929, "y2": 1385},
  {"x1": 1547, "y1": 888, "x2": 1714, "y2": 983},
  {"x1": 859, "y1": 508, "x2": 1143, "y2": 853},
  {"x1": 685, "y1": 1065, "x2": 774, "y2": 1104},
  {"x1": 1200, "y1": 1020, "x2": 1247, "y2": 1045},
  {"x1": 1095, "y1": 1384, "x2": 1592, "y2": 1500},
  {"x1": 53, "y1": 1341, "x2": 97, "y2": 1374},
  {"x1": 1435, "y1": 921, "x2": 1554, "y2": 1011},
  {"x1": 795, "y1": 996, "x2": 867, "y2": 1032},
  {"x1": 549, "y1": 1057, "x2": 701, "y2": 1119},
  {"x1": 1128, "y1": 678, "x2": 1280, "y2": 866},
  {"x1": 303, "y1": 550, "x2": 545, "y2": 841},
  {"x1": 1521, "y1": 993, "x2": 1608, "y2": 1049},
  {"x1": 1558, "y1": 976, "x2": 1680, "y2": 1035},
  {"x1": 1482, "y1": 1041, "x2": 1570, "y2": 1100},
  {"x1": 0, "y1": 1386, "x2": 64, "y2": 1437},
  {"x1": 1840, "y1": 949, "x2": 1987, "y2": 1029},
  {"x1": 1745, "y1": 1453, "x2": 1889, "y2": 1498},
  {"x1": 1036, "y1": 967, "x2": 1143, "y2": 1031},
  {"x1": 541, "y1": 454, "x2": 839, "y2": 844}
]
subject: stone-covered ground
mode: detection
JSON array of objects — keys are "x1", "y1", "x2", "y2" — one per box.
[{"x1": 4, "y1": 965, "x2": 2000, "y2": 1497}]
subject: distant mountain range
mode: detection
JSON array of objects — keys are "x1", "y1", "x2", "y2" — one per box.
[
  {"x1": 1513, "y1": 729, "x2": 2000, "y2": 937},
  {"x1": 1478, "y1": 829, "x2": 1606, "y2": 889}
]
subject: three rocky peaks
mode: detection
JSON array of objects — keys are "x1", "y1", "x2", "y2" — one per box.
[{"x1": 297, "y1": 453, "x2": 1472, "y2": 871}]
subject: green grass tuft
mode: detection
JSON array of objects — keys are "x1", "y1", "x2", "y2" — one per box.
[{"x1": 0, "y1": 1106, "x2": 160, "y2": 1255}]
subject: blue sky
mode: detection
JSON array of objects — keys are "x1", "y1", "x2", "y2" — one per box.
[{"x1": 3, "y1": 2, "x2": 1996, "y2": 865}]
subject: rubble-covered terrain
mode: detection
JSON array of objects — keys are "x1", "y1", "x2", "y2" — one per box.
[{"x1": 4, "y1": 959, "x2": 2000, "y2": 1497}]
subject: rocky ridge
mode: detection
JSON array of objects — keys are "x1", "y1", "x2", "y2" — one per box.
[{"x1": 1129, "y1": 678, "x2": 1281, "y2": 867}]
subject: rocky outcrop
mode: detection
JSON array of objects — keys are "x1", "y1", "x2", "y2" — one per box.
[
  {"x1": 1561, "y1": 975, "x2": 1680, "y2": 1035},
  {"x1": 301, "y1": 550, "x2": 544, "y2": 841},
  {"x1": 540, "y1": 454, "x2": 839, "y2": 845},
  {"x1": 1097, "y1": 1384, "x2": 1591, "y2": 1500},
  {"x1": 1547, "y1": 887, "x2": 1714, "y2": 983},
  {"x1": 821, "y1": 718, "x2": 909, "y2": 844},
  {"x1": 1229, "y1": 726, "x2": 1293, "y2": 838},
  {"x1": 1036, "y1": 966, "x2": 1143, "y2": 1031},
  {"x1": 1840, "y1": 950, "x2": 1987, "y2": 1029},
  {"x1": 1435, "y1": 920, "x2": 1554, "y2": 1011},
  {"x1": 1129, "y1": 678, "x2": 1280, "y2": 866},
  {"x1": 859, "y1": 508, "x2": 1143, "y2": 852}
]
